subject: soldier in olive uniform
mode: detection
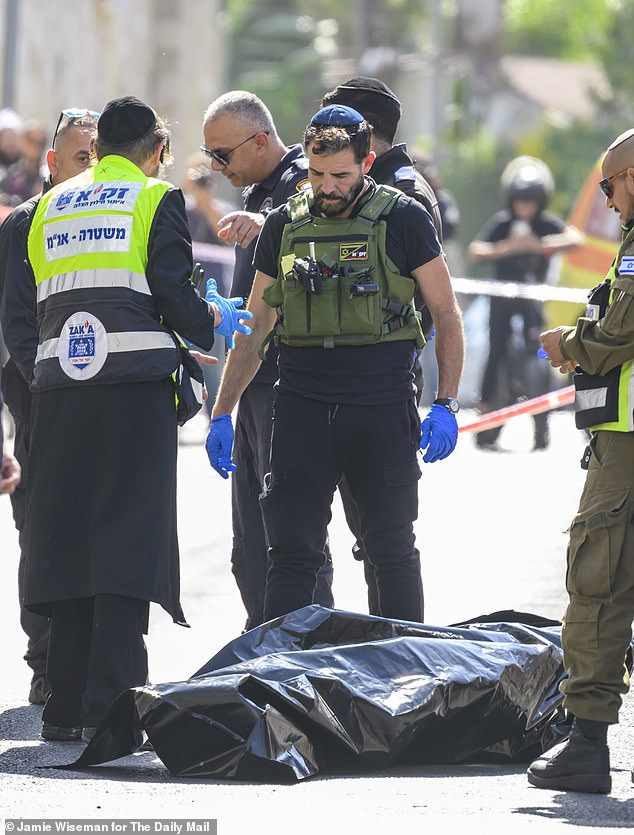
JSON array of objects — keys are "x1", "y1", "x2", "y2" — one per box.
[{"x1": 529, "y1": 128, "x2": 634, "y2": 794}]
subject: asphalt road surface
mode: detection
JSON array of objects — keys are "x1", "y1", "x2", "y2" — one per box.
[{"x1": 2, "y1": 406, "x2": 634, "y2": 833}]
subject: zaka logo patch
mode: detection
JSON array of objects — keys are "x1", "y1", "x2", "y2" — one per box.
[
  {"x1": 58, "y1": 312, "x2": 107, "y2": 380},
  {"x1": 68, "y1": 320, "x2": 96, "y2": 369},
  {"x1": 340, "y1": 242, "x2": 368, "y2": 261}
]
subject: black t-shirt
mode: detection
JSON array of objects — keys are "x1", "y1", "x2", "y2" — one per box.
[
  {"x1": 475, "y1": 208, "x2": 567, "y2": 283},
  {"x1": 253, "y1": 182, "x2": 442, "y2": 405}
]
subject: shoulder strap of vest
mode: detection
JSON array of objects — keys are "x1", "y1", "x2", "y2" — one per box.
[{"x1": 357, "y1": 184, "x2": 400, "y2": 223}]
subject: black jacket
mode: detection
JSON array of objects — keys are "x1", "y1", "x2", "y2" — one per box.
[{"x1": 370, "y1": 144, "x2": 442, "y2": 240}]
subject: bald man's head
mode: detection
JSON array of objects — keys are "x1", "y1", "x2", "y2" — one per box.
[{"x1": 603, "y1": 128, "x2": 634, "y2": 177}]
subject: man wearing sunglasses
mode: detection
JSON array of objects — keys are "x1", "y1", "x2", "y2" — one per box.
[
  {"x1": 529, "y1": 129, "x2": 634, "y2": 794},
  {"x1": 202, "y1": 91, "x2": 333, "y2": 631},
  {"x1": 0, "y1": 108, "x2": 98, "y2": 707}
]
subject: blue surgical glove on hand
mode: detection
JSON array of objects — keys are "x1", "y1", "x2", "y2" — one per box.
[
  {"x1": 419, "y1": 404, "x2": 458, "y2": 463},
  {"x1": 205, "y1": 277, "x2": 253, "y2": 349},
  {"x1": 205, "y1": 414, "x2": 237, "y2": 479}
]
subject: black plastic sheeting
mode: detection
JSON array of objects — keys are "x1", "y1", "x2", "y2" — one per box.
[{"x1": 59, "y1": 605, "x2": 592, "y2": 782}]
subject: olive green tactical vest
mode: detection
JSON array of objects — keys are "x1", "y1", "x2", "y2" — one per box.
[
  {"x1": 262, "y1": 184, "x2": 425, "y2": 350},
  {"x1": 574, "y1": 257, "x2": 634, "y2": 432}
]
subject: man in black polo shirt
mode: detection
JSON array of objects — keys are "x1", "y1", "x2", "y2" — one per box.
[{"x1": 201, "y1": 92, "x2": 333, "y2": 629}]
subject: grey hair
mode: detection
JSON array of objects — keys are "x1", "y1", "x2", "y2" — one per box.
[{"x1": 203, "y1": 91, "x2": 278, "y2": 139}]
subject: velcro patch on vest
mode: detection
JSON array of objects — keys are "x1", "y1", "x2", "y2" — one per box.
[
  {"x1": 340, "y1": 242, "x2": 368, "y2": 260},
  {"x1": 45, "y1": 181, "x2": 143, "y2": 219},
  {"x1": 618, "y1": 256, "x2": 634, "y2": 275},
  {"x1": 43, "y1": 216, "x2": 133, "y2": 261}
]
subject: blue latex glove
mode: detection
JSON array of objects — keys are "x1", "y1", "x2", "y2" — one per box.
[
  {"x1": 205, "y1": 277, "x2": 253, "y2": 349},
  {"x1": 419, "y1": 404, "x2": 458, "y2": 463},
  {"x1": 205, "y1": 414, "x2": 236, "y2": 479}
]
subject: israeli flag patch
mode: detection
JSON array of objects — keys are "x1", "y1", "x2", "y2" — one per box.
[
  {"x1": 394, "y1": 165, "x2": 416, "y2": 184},
  {"x1": 618, "y1": 255, "x2": 634, "y2": 275}
]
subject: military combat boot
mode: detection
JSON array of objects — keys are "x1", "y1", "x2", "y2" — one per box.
[{"x1": 527, "y1": 718, "x2": 611, "y2": 794}]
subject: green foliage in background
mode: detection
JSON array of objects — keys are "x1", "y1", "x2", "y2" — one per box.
[
  {"x1": 439, "y1": 131, "x2": 515, "y2": 264},
  {"x1": 441, "y1": 0, "x2": 629, "y2": 250},
  {"x1": 221, "y1": 0, "x2": 630, "y2": 250},
  {"x1": 505, "y1": 0, "x2": 621, "y2": 58},
  {"x1": 223, "y1": 0, "x2": 431, "y2": 144}
]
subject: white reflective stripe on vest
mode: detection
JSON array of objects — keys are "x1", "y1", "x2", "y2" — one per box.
[
  {"x1": 37, "y1": 269, "x2": 151, "y2": 303},
  {"x1": 576, "y1": 388, "x2": 607, "y2": 412},
  {"x1": 36, "y1": 331, "x2": 175, "y2": 363},
  {"x1": 190, "y1": 377, "x2": 204, "y2": 405}
]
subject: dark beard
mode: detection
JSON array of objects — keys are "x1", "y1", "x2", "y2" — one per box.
[{"x1": 314, "y1": 174, "x2": 366, "y2": 217}]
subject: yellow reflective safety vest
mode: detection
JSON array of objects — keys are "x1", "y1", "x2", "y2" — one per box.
[
  {"x1": 574, "y1": 256, "x2": 634, "y2": 432},
  {"x1": 261, "y1": 184, "x2": 425, "y2": 350},
  {"x1": 27, "y1": 155, "x2": 178, "y2": 391}
]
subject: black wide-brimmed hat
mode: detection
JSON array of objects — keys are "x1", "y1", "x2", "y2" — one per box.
[
  {"x1": 97, "y1": 96, "x2": 157, "y2": 145},
  {"x1": 323, "y1": 77, "x2": 401, "y2": 142}
]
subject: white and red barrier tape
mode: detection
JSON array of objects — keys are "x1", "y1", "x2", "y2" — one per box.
[
  {"x1": 458, "y1": 385, "x2": 575, "y2": 434},
  {"x1": 451, "y1": 276, "x2": 588, "y2": 304}
]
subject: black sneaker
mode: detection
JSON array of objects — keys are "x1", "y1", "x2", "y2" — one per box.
[
  {"x1": 41, "y1": 723, "x2": 82, "y2": 742},
  {"x1": 527, "y1": 729, "x2": 611, "y2": 793}
]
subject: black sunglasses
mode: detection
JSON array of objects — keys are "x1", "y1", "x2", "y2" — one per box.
[
  {"x1": 199, "y1": 130, "x2": 269, "y2": 166},
  {"x1": 599, "y1": 168, "x2": 629, "y2": 199},
  {"x1": 53, "y1": 108, "x2": 100, "y2": 149}
]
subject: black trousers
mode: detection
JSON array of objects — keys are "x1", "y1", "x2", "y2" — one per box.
[
  {"x1": 343, "y1": 353, "x2": 425, "y2": 615},
  {"x1": 42, "y1": 594, "x2": 149, "y2": 728},
  {"x1": 261, "y1": 391, "x2": 424, "y2": 623},
  {"x1": 231, "y1": 383, "x2": 333, "y2": 630},
  {"x1": 479, "y1": 296, "x2": 549, "y2": 444}
]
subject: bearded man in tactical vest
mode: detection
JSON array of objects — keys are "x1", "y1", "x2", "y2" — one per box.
[{"x1": 208, "y1": 104, "x2": 464, "y2": 623}]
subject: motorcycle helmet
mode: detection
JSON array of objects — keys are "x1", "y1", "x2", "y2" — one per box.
[{"x1": 501, "y1": 156, "x2": 554, "y2": 212}]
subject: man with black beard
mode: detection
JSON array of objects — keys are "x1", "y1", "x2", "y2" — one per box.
[{"x1": 208, "y1": 105, "x2": 464, "y2": 622}]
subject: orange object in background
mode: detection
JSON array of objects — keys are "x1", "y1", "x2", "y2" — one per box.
[{"x1": 544, "y1": 159, "x2": 622, "y2": 330}]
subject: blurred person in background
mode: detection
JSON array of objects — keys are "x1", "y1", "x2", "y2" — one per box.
[
  {"x1": 468, "y1": 157, "x2": 583, "y2": 451},
  {"x1": 0, "y1": 108, "x2": 23, "y2": 179},
  {"x1": 0, "y1": 118, "x2": 47, "y2": 205},
  {"x1": 413, "y1": 152, "x2": 460, "y2": 252},
  {"x1": 0, "y1": 107, "x2": 99, "y2": 706},
  {"x1": 201, "y1": 90, "x2": 333, "y2": 630}
]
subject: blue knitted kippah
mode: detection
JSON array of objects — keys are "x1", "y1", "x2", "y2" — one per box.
[{"x1": 310, "y1": 104, "x2": 364, "y2": 127}]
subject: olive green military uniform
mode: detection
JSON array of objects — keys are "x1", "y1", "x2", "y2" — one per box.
[{"x1": 558, "y1": 225, "x2": 634, "y2": 723}]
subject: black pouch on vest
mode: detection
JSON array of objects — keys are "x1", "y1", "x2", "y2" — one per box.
[
  {"x1": 574, "y1": 365, "x2": 621, "y2": 430},
  {"x1": 173, "y1": 344, "x2": 205, "y2": 426}
]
